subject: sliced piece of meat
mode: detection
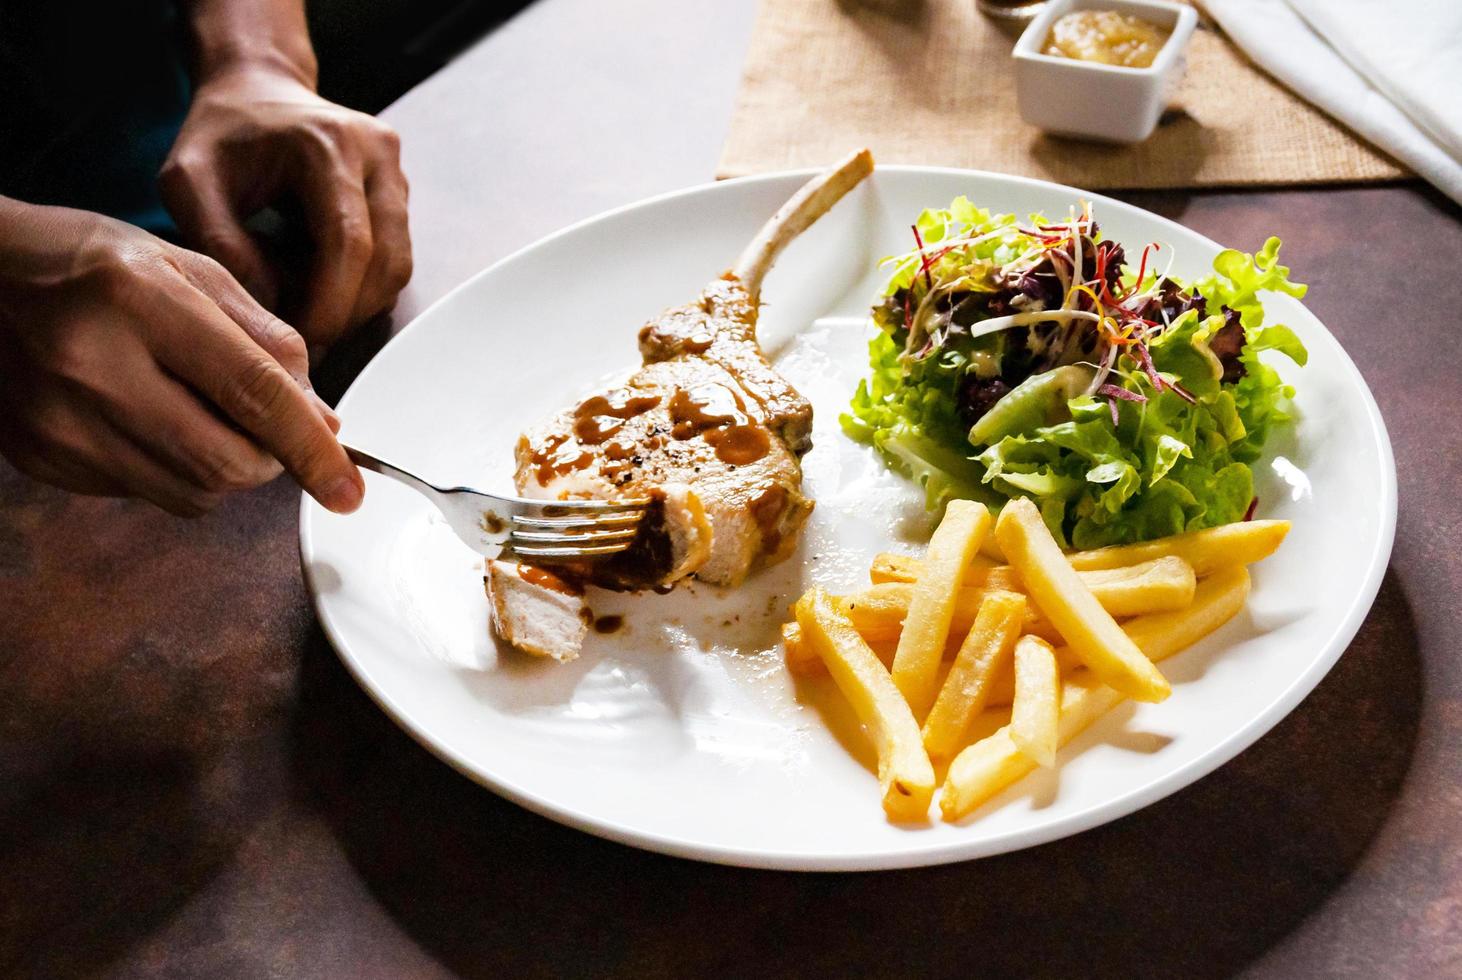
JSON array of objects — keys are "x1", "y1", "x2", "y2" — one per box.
[
  {"x1": 513, "y1": 149, "x2": 874, "y2": 590},
  {"x1": 486, "y1": 561, "x2": 590, "y2": 661}
]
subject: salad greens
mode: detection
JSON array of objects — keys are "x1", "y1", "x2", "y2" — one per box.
[{"x1": 841, "y1": 198, "x2": 1307, "y2": 548}]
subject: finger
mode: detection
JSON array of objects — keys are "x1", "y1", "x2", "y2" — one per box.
[
  {"x1": 348, "y1": 156, "x2": 414, "y2": 325},
  {"x1": 5, "y1": 384, "x2": 214, "y2": 515},
  {"x1": 293, "y1": 149, "x2": 373, "y2": 346},
  {"x1": 0, "y1": 343, "x2": 129, "y2": 497},
  {"x1": 87, "y1": 354, "x2": 285, "y2": 494},
  {"x1": 91, "y1": 416, "x2": 227, "y2": 517},
  {"x1": 182, "y1": 255, "x2": 340, "y2": 433},
  {"x1": 159, "y1": 152, "x2": 280, "y2": 309},
  {"x1": 180, "y1": 250, "x2": 312, "y2": 383},
  {"x1": 312, "y1": 391, "x2": 341, "y2": 433},
  {"x1": 149, "y1": 285, "x2": 363, "y2": 513},
  {"x1": 0, "y1": 430, "x2": 128, "y2": 498}
]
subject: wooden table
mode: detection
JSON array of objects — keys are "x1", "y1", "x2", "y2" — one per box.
[{"x1": 3, "y1": 1, "x2": 1458, "y2": 976}]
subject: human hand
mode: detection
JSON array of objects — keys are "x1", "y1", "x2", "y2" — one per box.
[
  {"x1": 0, "y1": 200, "x2": 363, "y2": 516},
  {"x1": 160, "y1": 65, "x2": 412, "y2": 347}
]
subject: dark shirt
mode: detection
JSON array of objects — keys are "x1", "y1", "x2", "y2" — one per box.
[{"x1": 0, "y1": 1, "x2": 189, "y2": 234}]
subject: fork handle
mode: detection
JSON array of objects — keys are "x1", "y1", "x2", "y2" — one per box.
[{"x1": 343, "y1": 443, "x2": 443, "y2": 501}]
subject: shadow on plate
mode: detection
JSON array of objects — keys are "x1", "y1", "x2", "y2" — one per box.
[{"x1": 288, "y1": 570, "x2": 1420, "y2": 979}]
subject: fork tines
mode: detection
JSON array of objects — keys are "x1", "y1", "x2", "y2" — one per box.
[{"x1": 507, "y1": 497, "x2": 650, "y2": 561}]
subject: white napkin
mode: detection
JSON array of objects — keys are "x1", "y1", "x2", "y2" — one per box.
[{"x1": 1202, "y1": 0, "x2": 1462, "y2": 204}]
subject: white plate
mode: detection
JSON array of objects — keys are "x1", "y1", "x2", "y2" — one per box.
[{"x1": 302, "y1": 167, "x2": 1395, "y2": 870}]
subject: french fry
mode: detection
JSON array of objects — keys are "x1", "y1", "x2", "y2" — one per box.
[
  {"x1": 782, "y1": 621, "x2": 819, "y2": 674},
  {"x1": 939, "y1": 567, "x2": 1252, "y2": 820},
  {"x1": 877, "y1": 519, "x2": 1286, "y2": 585},
  {"x1": 795, "y1": 588, "x2": 935, "y2": 820},
  {"x1": 940, "y1": 671, "x2": 1123, "y2": 820},
  {"x1": 843, "y1": 582, "x2": 1040, "y2": 643},
  {"x1": 786, "y1": 614, "x2": 1068, "y2": 705},
  {"x1": 1120, "y1": 564, "x2": 1253, "y2": 660},
  {"x1": 844, "y1": 556, "x2": 1195, "y2": 643},
  {"x1": 921, "y1": 591, "x2": 1027, "y2": 759},
  {"x1": 1079, "y1": 556, "x2": 1196, "y2": 617},
  {"x1": 1067, "y1": 520, "x2": 1290, "y2": 574},
  {"x1": 1009, "y1": 636, "x2": 1060, "y2": 767},
  {"x1": 984, "y1": 642, "x2": 1081, "y2": 707},
  {"x1": 868, "y1": 552, "x2": 914, "y2": 584},
  {"x1": 872, "y1": 555, "x2": 1194, "y2": 614},
  {"x1": 871, "y1": 553, "x2": 1017, "y2": 588},
  {"x1": 978, "y1": 533, "x2": 1006, "y2": 563},
  {"x1": 890, "y1": 500, "x2": 992, "y2": 716},
  {"x1": 783, "y1": 619, "x2": 897, "y2": 676},
  {"x1": 995, "y1": 499, "x2": 1171, "y2": 703}
]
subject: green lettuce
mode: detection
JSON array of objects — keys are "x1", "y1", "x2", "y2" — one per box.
[{"x1": 842, "y1": 214, "x2": 1309, "y2": 547}]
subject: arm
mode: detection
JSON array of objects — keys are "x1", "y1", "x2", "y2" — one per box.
[
  {"x1": 163, "y1": 0, "x2": 413, "y2": 345},
  {"x1": 183, "y1": 0, "x2": 319, "y2": 89}
]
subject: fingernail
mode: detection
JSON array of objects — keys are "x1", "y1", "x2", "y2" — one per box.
[{"x1": 323, "y1": 475, "x2": 363, "y2": 514}]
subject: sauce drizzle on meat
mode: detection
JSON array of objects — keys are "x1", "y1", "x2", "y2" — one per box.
[
  {"x1": 529, "y1": 432, "x2": 596, "y2": 485},
  {"x1": 518, "y1": 564, "x2": 581, "y2": 596},
  {"x1": 668, "y1": 383, "x2": 744, "y2": 438},
  {"x1": 572, "y1": 390, "x2": 662, "y2": 444},
  {"x1": 668, "y1": 382, "x2": 772, "y2": 464},
  {"x1": 706, "y1": 424, "x2": 771, "y2": 465}
]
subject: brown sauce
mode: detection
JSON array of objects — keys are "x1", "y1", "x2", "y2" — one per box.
[
  {"x1": 592, "y1": 614, "x2": 624, "y2": 634},
  {"x1": 573, "y1": 414, "x2": 624, "y2": 443},
  {"x1": 575, "y1": 390, "x2": 662, "y2": 419},
  {"x1": 640, "y1": 314, "x2": 716, "y2": 355},
  {"x1": 529, "y1": 433, "x2": 595, "y2": 486},
  {"x1": 603, "y1": 439, "x2": 638, "y2": 461},
  {"x1": 598, "y1": 438, "x2": 642, "y2": 483},
  {"x1": 518, "y1": 564, "x2": 581, "y2": 596},
  {"x1": 669, "y1": 383, "x2": 744, "y2": 438},
  {"x1": 669, "y1": 383, "x2": 777, "y2": 465},
  {"x1": 705, "y1": 424, "x2": 771, "y2": 465},
  {"x1": 571, "y1": 390, "x2": 661, "y2": 445},
  {"x1": 667, "y1": 382, "x2": 772, "y2": 465}
]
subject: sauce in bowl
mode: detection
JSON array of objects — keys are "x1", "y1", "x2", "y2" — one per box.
[{"x1": 1043, "y1": 10, "x2": 1170, "y2": 68}]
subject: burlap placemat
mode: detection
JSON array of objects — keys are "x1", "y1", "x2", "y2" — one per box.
[{"x1": 717, "y1": 0, "x2": 1407, "y2": 189}]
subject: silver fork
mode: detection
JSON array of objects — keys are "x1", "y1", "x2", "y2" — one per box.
[{"x1": 343, "y1": 444, "x2": 648, "y2": 563}]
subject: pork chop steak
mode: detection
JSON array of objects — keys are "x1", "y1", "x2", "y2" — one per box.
[{"x1": 512, "y1": 149, "x2": 874, "y2": 591}]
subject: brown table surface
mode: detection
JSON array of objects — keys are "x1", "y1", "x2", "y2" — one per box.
[{"x1": 3, "y1": 1, "x2": 1459, "y2": 977}]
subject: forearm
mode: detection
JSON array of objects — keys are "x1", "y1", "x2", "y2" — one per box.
[{"x1": 179, "y1": 0, "x2": 318, "y2": 89}]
